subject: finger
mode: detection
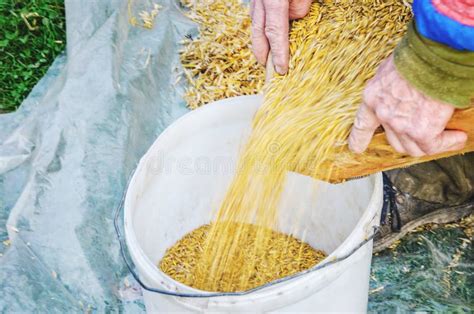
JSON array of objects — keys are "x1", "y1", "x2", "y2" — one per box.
[
  {"x1": 289, "y1": 0, "x2": 312, "y2": 19},
  {"x1": 419, "y1": 130, "x2": 468, "y2": 155},
  {"x1": 399, "y1": 134, "x2": 426, "y2": 157},
  {"x1": 348, "y1": 103, "x2": 381, "y2": 153},
  {"x1": 383, "y1": 125, "x2": 406, "y2": 154},
  {"x1": 263, "y1": 0, "x2": 289, "y2": 74},
  {"x1": 251, "y1": 0, "x2": 270, "y2": 65}
]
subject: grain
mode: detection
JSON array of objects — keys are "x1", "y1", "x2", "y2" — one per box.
[
  {"x1": 179, "y1": 0, "x2": 265, "y2": 109},
  {"x1": 161, "y1": 0, "x2": 412, "y2": 292},
  {"x1": 160, "y1": 223, "x2": 326, "y2": 292},
  {"x1": 128, "y1": 1, "x2": 162, "y2": 29}
]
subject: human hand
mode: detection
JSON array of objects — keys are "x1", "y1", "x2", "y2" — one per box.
[
  {"x1": 348, "y1": 55, "x2": 467, "y2": 157},
  {"x1": 250, "y1": 0, "x2": 312, "y2": 74}
]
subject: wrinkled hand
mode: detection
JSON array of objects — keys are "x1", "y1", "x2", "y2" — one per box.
[
  {"x1": 250, "y1": 0, "x2": 312, "y2": 74},
  {"x1": 348, "y1": 55, "x2": 467, "y2": 157}
]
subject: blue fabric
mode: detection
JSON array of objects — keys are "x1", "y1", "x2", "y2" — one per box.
[{"x1": 413, "y1": 0, "x2": 474, "y2": 51}]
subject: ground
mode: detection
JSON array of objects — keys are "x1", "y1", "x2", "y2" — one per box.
[{"x1": 0, "y1": 0, "x2": 65, "y2": 112}]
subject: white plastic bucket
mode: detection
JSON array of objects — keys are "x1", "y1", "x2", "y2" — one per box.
[{"x1": 123, "y1": 95, "x2": 383, "y2": 313}]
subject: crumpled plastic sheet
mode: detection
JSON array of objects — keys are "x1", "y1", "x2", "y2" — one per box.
[{"x1": 0, "y1": 0, "x2": 472, "y2": 312}]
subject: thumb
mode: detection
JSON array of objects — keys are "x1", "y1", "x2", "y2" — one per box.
[
  {"x1": 251, "y1": 0, "x2": 270, "y2": 65},
  {"x1": 348, "y1": 103, "x2": 380, "y2": 153}
]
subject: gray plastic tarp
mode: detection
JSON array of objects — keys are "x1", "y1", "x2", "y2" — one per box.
[{"x1": 0, "y1": 0, "x2": 194, "y2": 311}]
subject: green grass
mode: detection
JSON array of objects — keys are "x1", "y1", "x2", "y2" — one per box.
[{"x1": 0, "y1": 0, "x2": 65, "y2": 112}]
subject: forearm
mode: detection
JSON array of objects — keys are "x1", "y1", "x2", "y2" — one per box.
[{"x1": 393, "y1": 0, "x2": 474, "y2": 109}]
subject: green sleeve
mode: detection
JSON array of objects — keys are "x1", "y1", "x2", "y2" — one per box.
[{"x1": 394, "y1": 22, "x2": 474, "y2": 109}]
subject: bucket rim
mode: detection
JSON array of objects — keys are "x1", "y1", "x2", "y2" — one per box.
[{"x1": 118, "y1": 94, "x2": 382, "y2": 299}]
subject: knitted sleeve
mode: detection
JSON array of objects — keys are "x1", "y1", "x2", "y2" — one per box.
[{"x1": 393, "y1": 0, "x2": 474, "y2": 108}]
